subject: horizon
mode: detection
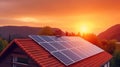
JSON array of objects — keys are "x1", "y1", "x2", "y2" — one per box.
[
  {"x1": 0, "y1": 24, "x2": 118, "y2": 35},
  {"x1": 1, "y1": 0, "x2": 120, "y2": 34}
]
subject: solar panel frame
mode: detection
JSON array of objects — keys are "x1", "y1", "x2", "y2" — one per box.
[
  {"x1": 48, "y1": 36, "x2": 66, "y2": 41},
  {"x1": 40, "y1": 36, "x2": 54, "y2": 42},
  {"x1": 29, "y1": 35, "x2": 46, "y2": 42}
]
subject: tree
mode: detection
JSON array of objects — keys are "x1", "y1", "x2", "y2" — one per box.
[
  {"x1": 76, "y1": 32, "x2": 81, "y2": 37},
  {"x1": 39, "y1": 26, "x2": 54, "y2": 36},
  {"x1": 0, "y1": 38, "x2": 8, "y2": 52},
  {"x1": 111, "y1": 51, "x2": 120, "y2": 67},
  {"x1": 82, "y1": 33, "x2": 100, "y2": 45},
  {"x1": 54, "y1": 29, "x2": 63, "y2": 36},
  {"x1": 65, "y1": 31, "x2": 69, "y2": 36},
  {"x1": 106, "y1": 40, "x2": 116, "y2": 54},
  {"x1": 100, "y1": 39, "x2": 116, "y2": 55}
]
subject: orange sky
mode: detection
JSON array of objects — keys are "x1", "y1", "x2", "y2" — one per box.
[{"x1": 0, "y1": 0, "x2": 120, "y2": 34}]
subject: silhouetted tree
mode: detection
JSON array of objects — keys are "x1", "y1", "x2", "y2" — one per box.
[
  {"x1": 39, "y1": 26, "x2": 54, "y2": 36},
  {"x1": 71, "y1": 32, "x2": 75, "y2": 36},
  {"x1": 65, "y1": 32, "x2": 69, "y2": 36},
  {"x1": 76, "y1": 32, "x2": 81, "y2": 37},
  {"x1": 99, "y1": 39, "x2": 117, "y2": 55},
  {"x1": 54, "y1": 29, "x2": 63, "y2": 36}
]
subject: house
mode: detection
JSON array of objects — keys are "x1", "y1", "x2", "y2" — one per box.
[{"x1": 0, "y1": 36, "x2": 112, "y2": 67}]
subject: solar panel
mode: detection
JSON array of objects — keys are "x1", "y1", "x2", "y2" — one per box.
[
  {"x1": 52, "y1": 52, "x2": 73, "y2": 65},
  {"x1": 29, "y1": 35, "x2": 45, "y2": 42},
  {"x1": 50, "y1": 42, "x2": 66, "y2": 50},
  {"x1": 60, "y1": 42, "x2": 73, "y2": 48},
  {"x1": 29, "y1": 35, "x2": 104, "y2": 66},
  {"x1": 40, "y1": 36, "x2": 54, "y2": 42},
  {"x1": 61, "y1": 50, "x2": 81, "y2": 61},
  {"x1": 38, "y1": 43, "x2": 57, "y2": 52}
]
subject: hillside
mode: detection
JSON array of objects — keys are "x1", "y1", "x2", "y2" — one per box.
[
  {"x1": 98, "y1": 24, "x2": 120, "y2": 41},
  {"x1": 0, "y1": 26, "x2": 63, "y2": 41}
]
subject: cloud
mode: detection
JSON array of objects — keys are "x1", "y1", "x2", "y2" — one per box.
[
  {"x1": 0, "y1": 18, "x2": 40, "y2": 26},
  {"x1": 0, "y1": 0, "x2": 120, "y2": 34}
]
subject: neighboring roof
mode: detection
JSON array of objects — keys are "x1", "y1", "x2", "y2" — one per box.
[{"x1": 0, "y1": 39, "x2": 112, "y2": 67}]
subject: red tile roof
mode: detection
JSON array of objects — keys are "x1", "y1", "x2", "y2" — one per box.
[{"x1": 0, "y1": 39, "x2": 112, "y2": 67}]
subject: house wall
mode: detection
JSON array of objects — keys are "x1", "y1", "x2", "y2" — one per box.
[
  {"x1": 0, "y1": 53, "x2": 13, "y2": 67},
  {"x1": 0, "y1": 43, "x2": 40, "y2": 67},
  {"x1": 104, "y1": 62, "x2": 110, "y2": 67}
]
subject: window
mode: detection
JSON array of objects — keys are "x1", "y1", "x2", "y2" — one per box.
[
  {"x1": 16, "y1": 57, "x2": 28, "y2": 64},
  {"x1": 13, "y1": 56, "x2": 29, "y2": 67},
  {"x1": 103, "y1": 62, "x2": 110, "y2": 67}
]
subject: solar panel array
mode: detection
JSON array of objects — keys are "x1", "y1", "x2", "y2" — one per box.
[{"x1": 29, "y1": 35, "x2": 104, "y2": 66}]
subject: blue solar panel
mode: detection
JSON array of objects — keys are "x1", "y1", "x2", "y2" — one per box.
[
  {"x1": 52, "y1": 52, "x2": 73, "y2": 65},
  {"x1": 29, "y1": 35, "x2": 104, "y2": 66},
  {"x1": 50, "y1": 42, "x2": 66, "y2": 50},
  {"x1": 29, "y1": 35, "x2": 45, "y2": 42},
  {"x1": 61, "y1": 50, "x2": 81, "y2": 61},
  {"x1": 49, "y1": 36, "x2": 65, "y2": 41},
  {"x1": 40, "y1": 36, "x2": 54, "y2": 42},
  {"x1": 71, "y1": 48, "x2": 86, "y2": 58},
  {"x1": 60, "y1": 42, "x2": 73, "y2": 48},
  {"x1": 38, "y1": 43, "x2": 56, "y2": 52}
]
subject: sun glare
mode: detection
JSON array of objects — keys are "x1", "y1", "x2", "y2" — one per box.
[
  {"x1": 80, "y1": 25, "x2": 89, "y2": 33},
  {"x1": 75, "y1": 23, "x2": 93, "y2": 34}
]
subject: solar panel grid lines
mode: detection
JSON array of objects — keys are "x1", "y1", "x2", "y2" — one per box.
[
  {"x1": 38, "y1": 43, "x2": 75, "y2": 53},
  {"x1": 52, "y1": 49, "x2": 83, "y2": 66},
  {"x1": 49, "y1": 42, "x2": 66, "y2": 50},
  {"x1": 38, "y1": 42, "x2": 57, "y2": 52},
  {"x1": 71, "y1": 48, "x2": 86, "y2": 59},
  {"x1": 82, "y1": 46, "x2": 94, "y2": 55},
  {"x1": 59, "y1": 42, "x2": 73, "y2": 48},
  {"x1": 61, "y1": 50, "x2": 81, "y2": 61},
  {"x1": 29, "y1": 35, "x2": 104, "y2": 66},
  {"x1": 51, "y1": 52, "x2": 74, "y2": 66},
  {"x1": 88, "y1": 45, "x2": 104, "y2": 53},
  {"x1": 86, "y1": 45, "x2": 103, "y2": 53},
  {"x1": 48, "y1": 36, "x2": 66, "y2": 42},
  {"x1": 78, "y1": 48, "x2": 88, "y2": 57},
  {"x1": 28, "y1": 35, "x2": 45, "y2": 43},
  {"x1": 37, "y1": 36, "x2": 47, "y2": 42},
  {"x1": 40, "y1": 36, "x2": 55, "y2": 42}
]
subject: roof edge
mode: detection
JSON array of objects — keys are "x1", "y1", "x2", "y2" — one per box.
[
  {"x1": 0, "y1": 39, "x2": 15, "y2": 57},
  {"x1": 0, "y1": 39, "x2": 30, "y2": 57}
]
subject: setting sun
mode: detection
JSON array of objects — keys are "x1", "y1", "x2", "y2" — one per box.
[
  {"x1": 75, "y1": 22, "x2": 94, "y2": 34},
  {"x1": 80, "y1": 25, "x2": 89, "y2": 34}
]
